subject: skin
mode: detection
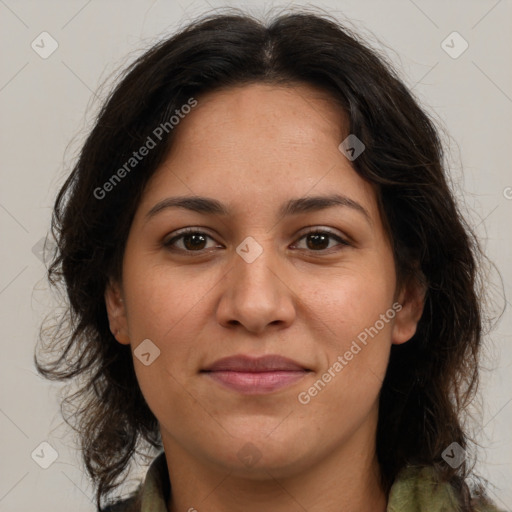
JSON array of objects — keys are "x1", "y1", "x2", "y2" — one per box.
[{"x1": 105, "y1": 83, "x2": 425, "y2": 512}]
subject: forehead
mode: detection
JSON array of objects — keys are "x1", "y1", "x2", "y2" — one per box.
[
  {"x1": 139, "y1": 83, "x2": 377, "y2": 222},
  {"x1": 171, "y1": 82, "x2": 347, "y2": 154}
]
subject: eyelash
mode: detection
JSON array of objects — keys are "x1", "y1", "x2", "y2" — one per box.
[{"x1": 163, "y1": 227, "x2": 350, "y2": 255}]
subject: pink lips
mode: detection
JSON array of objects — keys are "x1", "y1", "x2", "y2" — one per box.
[{"x1": 202, "y1": 355, "x2": 310, "y2": 395}]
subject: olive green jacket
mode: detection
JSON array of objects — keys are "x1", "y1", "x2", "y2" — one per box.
[{"x1": 103, "y1": 452, "x2": 505, "y2": 512}]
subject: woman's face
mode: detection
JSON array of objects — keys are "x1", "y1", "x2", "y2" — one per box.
[{"x1": 106, "y1": 83, "x2": 423, "y2": 478}]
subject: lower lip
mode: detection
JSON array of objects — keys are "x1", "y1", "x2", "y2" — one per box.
[{"x1": 203, "y1": 370, "x2": 309, "y2": 394}]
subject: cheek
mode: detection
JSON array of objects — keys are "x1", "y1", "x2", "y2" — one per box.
[
  {"x1": 121, "y1": 259, "x2": 218, "y2": 407},
  {"x1": 122, "y1": 258, "x2": 217, "y2": 342},
  {"x1": 122, "y1": 272, "x2": 207, "y2": 423},
  {"x1": 298, "y1": 264, "x2": 396, "y2": 404},
  {"x1": 303, "y1": 262, "x2": 396, "y2": 343}
]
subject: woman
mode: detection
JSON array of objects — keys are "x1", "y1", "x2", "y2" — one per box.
[{"x1": 36, "y1": 8, "x2": 505, "y2": 512}]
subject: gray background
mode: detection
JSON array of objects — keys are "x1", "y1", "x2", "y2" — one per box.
[{"x1": 0, "y1": 0, "x2": 511, "y2": 510}]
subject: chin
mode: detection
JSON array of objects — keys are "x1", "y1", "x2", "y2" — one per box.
[{"x1": 207, "y1": 430, "x2": 313, "y2": 477}]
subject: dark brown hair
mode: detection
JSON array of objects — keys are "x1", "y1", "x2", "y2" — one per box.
[{"x1": 36, "y1": 7, "x2": 491, "y2": 510}]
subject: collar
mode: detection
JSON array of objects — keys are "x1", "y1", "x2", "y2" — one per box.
[{"x1": 136, "y1": 452, "x2": 498, "y2": 512}]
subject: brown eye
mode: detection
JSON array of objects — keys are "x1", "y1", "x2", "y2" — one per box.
[
  {"x1": 293, "y1": 230, "x2": 349, "y2": 252},
  {"x1": 164, "y1": 230, "x2": 219, "y2": 253}
]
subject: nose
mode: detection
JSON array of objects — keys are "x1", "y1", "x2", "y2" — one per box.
[{"x1": 216, "y1": 237, "x2": 296, "y2": 334}]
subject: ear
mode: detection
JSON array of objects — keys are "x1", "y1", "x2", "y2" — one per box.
[
  {"x1": 391, "y1": 274, "x2": 427, "y2": 345},
  {"x1": 104, "y1": 280, "x2": 130, "y2": 345}
]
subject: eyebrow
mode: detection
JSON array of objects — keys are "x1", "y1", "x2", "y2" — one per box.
[{"x1": 145, "y1": 194, "x2": 371, "y2": 224}]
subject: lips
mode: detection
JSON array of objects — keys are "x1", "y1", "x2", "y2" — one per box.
[
  {"x1": 202, "y1": 354, "x2": 308, "y2": 372},
  {"x1": 201, "y1": 355, "x2": 311, "y2": 394}
]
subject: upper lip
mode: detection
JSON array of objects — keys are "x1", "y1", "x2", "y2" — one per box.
[{"x1": 202, "y1": 355, "x2": 309, "y2": 372}]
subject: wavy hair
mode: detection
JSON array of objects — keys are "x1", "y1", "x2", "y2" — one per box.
[{"x1": 36, "y1": 8, "x2": 491, "y2": 510}]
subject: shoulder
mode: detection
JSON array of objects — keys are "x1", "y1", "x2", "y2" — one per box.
[
  {"x1": 388, "y1": 465, "x2": 506, "y2": 512},
  {"x1": 100, "y1": 493, "x2": 140, "y2": 512},
  {"x1": 472, "y1": 494, "x2": 508, "y2": 512},
  {"x1": 387, "y1": 465, "x2": 460, "y2": 511},
  {"x1": 99, "y1": 452, "x2": 167, "y2": 512}
]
